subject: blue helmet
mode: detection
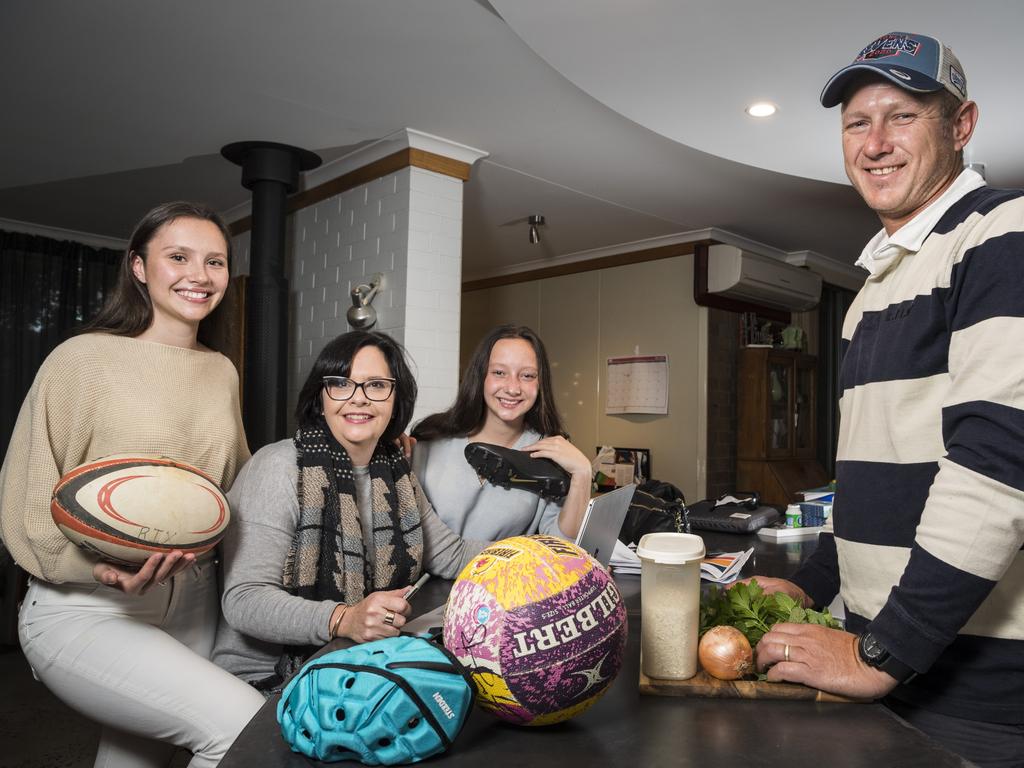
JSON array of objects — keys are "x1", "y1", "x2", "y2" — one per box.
[{"x1": 277, "y1": 635, "x2": 475, "y2": 765}]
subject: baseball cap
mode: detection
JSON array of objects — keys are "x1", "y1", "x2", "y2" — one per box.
[{"x1": 820, "y1": 31, "x2": 967, "y2": 107}]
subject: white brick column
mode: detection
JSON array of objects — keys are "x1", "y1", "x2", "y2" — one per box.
[
  {"x1": 228, "y1": 129, "x2": 487, "y2": 432},
  {"x1": 389, "y1": 167, "x2": 466, "y2": 418}
]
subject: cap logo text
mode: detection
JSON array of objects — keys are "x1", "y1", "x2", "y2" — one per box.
[{"x1": 857, "y1": 35, "x2": 921, "y2": 61}]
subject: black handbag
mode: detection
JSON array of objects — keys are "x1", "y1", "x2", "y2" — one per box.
[{"x1": 617, "y1": 480, "x2": 690, "y2": 545}]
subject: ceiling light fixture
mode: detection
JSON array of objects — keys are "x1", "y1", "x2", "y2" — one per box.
[
  {"x1": 528, "y1": 214, "x2": 545, "y2": 244},
  {"x1": 746, "y1": 102, "x2": 777, "y2": 118}
]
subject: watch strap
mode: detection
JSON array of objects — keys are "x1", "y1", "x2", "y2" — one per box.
[{"x1": 858, "y1": 631, "x2": 918, "y2": 684}]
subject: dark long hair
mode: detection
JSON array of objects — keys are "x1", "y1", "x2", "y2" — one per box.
[
  {"x1": 295, "y1": 331, "x2": 417, "y2": 445},
  {"x1": 412, "y1": 324, "x2": 566, "y2": 441},
  {"x1": 79, "y1": 201, "x2": 233, "y2": 337}
]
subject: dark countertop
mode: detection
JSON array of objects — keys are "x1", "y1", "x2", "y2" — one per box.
[{"x1": 221, "y1": 531, "x2": 970, "y2": 767}]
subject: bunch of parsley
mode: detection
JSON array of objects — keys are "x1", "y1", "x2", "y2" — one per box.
[{"x1": 699, "y1": 578, "x2": 842, "y2": 647}]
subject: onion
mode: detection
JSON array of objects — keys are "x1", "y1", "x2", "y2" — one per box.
[{"x1": 698, "y1": 625, "x2": 754, "y2": 680}]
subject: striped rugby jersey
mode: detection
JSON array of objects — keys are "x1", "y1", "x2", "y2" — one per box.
[{"x1": 792, "y1": 184, "x2": 1024, "y2": 723}]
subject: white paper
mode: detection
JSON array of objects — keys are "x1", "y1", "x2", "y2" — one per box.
[
  {"x1": 605, "y1": 354, "x2": 669, "y2": 414},
  {"x1": 609, "y1": 539, "x2": 642, "y2": 575}
]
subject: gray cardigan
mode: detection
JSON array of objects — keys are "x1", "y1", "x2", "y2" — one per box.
[{"x1": 212, "y1": 439, "x2": 486, "y2": 682}]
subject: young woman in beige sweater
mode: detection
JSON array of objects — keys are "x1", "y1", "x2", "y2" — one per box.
[{"x1": 0, "y1": 201, "x2": 263, "y2": 768}]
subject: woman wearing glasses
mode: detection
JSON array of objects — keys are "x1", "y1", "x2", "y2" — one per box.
[{"x1": 212, "y1": 331, "x2": 486, "y2": 690}]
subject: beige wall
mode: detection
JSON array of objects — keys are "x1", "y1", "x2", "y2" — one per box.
[{"x1": 460, "y1": 254, "x2": 707, "y2": 502}]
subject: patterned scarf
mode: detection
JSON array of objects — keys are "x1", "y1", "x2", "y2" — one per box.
[{"x1": 270, "y1": 417, "x2": 424, "y2": 685}]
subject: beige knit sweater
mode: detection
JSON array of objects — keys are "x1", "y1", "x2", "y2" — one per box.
[{"x1": 0, "y1": 333, "x2": 250, "y2": 584}]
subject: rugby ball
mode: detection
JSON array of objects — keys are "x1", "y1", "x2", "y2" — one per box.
[{"x1": 51, "y1": 455, "x2": 231, "y2": 565}]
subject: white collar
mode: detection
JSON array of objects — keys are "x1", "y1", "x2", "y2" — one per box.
[{"x1": 855, "y1": 168, "x2": 987, "y2": 277}]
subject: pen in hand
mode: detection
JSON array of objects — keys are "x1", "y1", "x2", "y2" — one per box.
[{"x1": 404, "y1": 572, "x2": 430, "y2": 600}]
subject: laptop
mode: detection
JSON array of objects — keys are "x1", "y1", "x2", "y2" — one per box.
[{"x1": 575, "y1": 483, "x2": 636, "y2": 567}]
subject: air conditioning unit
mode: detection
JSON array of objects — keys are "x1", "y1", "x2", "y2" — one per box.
[{"x1": 707, "y1": 244, "x2": 822, "y2": 311}]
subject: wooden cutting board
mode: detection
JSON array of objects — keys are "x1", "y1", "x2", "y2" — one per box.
[{"x1": 639, "y1": 666, "x2": 862, "y2": 703}]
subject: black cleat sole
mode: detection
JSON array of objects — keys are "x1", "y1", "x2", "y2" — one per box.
[{"x1": 464, "y1": 442, "x2": 571, "y2": 502}]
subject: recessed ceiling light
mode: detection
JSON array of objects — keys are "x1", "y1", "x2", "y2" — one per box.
[{"x1": 746, "y1": 102, "x2": 777, "y2": 118}]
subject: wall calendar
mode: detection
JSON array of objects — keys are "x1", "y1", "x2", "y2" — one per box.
[{"x1": 605, "y1": 354, "x2": 669, "y2": 415}]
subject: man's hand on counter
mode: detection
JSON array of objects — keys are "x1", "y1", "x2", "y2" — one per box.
[{"x1": 756, "y1": 623, "x2": 899, "y2": 700}]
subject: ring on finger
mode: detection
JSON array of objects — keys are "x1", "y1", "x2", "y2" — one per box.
[
  {"x1": 384, "y1": 610, "x2": 396, "y2": 626},
  {"x1": 784, "y1": 643, "x2": 790, "y2": 662}
]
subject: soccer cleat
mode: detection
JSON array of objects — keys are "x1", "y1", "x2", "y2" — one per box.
[{"x1": 464, "y1": 442, "x2": 571, "y2": 502}]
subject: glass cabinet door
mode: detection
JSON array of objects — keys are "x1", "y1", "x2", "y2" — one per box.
[
  {"x1": 767, "y1": 358, "x2": 790, "y2": 457},
  {"x1": 794, "y1": 362, "x2": 815, "y2": 457}
]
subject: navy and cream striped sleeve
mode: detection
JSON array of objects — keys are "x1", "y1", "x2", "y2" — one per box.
[
  {"x1": 867, "y1": 192, "x2": 1024, "y2": 676},
  {"x1": 827, "y1": 189, "x2": 1024, "y2": 698}
]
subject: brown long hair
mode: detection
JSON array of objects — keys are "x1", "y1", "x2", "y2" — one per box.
[
  {"x1": 79, "y1": 201, "x2": 233, "y2": 337},
  {"x1": 412, "y1": 324, "x2": 567, "y2": 441}
]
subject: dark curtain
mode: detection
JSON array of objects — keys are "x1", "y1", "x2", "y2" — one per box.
[
  {"x1": 0, "y1": 229, "x2": 121, "y2": 645},
  {"x1": 816, "y1": 282, "x2": 856, "y2": 478},
  {"x1": 1, "y1": 230, "x2": 120, "y2": 450}
]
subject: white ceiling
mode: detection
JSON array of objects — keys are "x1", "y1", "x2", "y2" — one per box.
[
  {"x1": 2, "y1": 1, "x2": 1020, "y2": 281},
  {"x1": 495, "y1": 0, "x2": 1019, "y2": 187}
]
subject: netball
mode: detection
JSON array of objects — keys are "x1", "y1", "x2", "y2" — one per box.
[
  {"x1": 51, "y1": 455, "x2": 231, "y2": 564},
  {"x1": 442, "y1": 535, "x2": 627, "y2": 726}
]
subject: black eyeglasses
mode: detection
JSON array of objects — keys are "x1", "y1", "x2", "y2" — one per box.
[{"x1": 322, "y1": 376, "x2": 396, "y2": 402}]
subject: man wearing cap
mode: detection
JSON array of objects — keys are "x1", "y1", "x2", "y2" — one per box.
[{"x1": 752, "y1": 32, "x2": 1024, "y2": 766}]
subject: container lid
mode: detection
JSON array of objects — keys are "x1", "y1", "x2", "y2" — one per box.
[{"x1": 636, "y1": 532, "x2": 705, "y2": 564}]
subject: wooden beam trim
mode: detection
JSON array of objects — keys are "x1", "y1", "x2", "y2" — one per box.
[
  {"x1": 462, "y1": 239, "x2": 713, "y2": 292},
  {"x1": 228, "y1": 216, "x2": 251, "y2": 237},
  {"x1": 408, "y1": 148, "x2": 472, "y2": 181},
  {"x1": 288, "y1": 150, "x2": 412, "y2": 213},
  {"x1": 228, "y1": 148, "x2": 472, "y2": 236}
]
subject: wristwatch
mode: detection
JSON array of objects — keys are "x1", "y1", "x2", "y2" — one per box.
[{"x1": 857, "y1": 631, "x2": 917, "y2": 684}]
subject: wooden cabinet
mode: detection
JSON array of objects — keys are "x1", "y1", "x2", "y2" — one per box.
[{"x1": 736, "y1": 348, "x2": 827, "y2": 507}]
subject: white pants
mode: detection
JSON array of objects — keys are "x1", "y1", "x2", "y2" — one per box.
[{"x1": 18, "y1": 558, "x2": 265, "y2": 768}]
